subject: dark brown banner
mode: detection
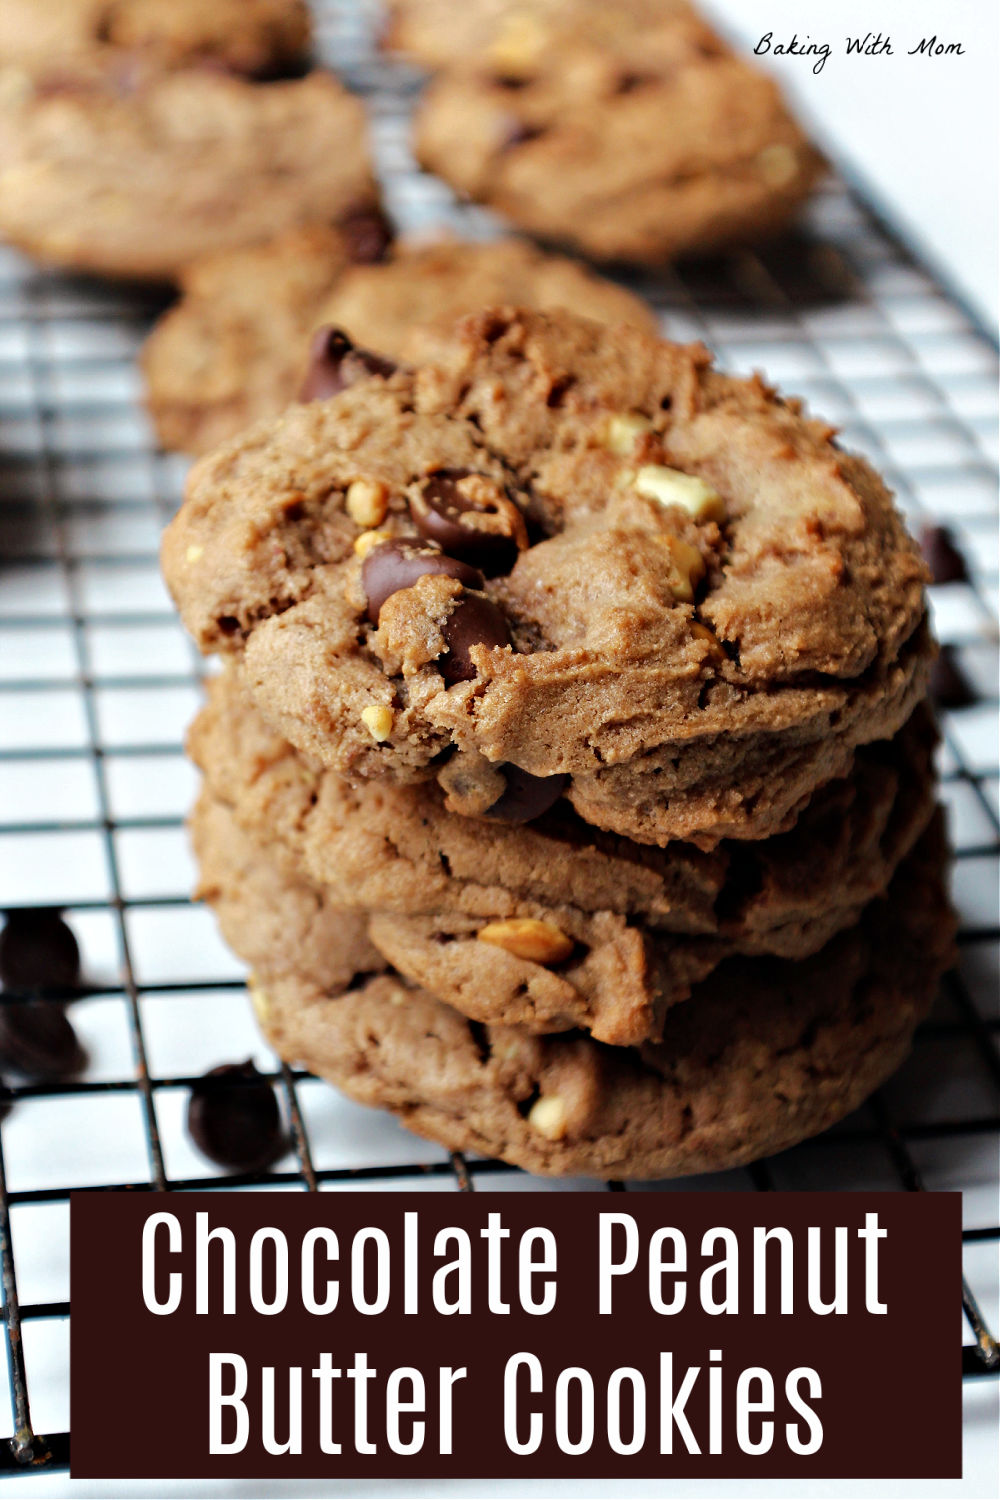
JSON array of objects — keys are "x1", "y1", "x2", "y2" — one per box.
[{"x1": 70, "y1": 1191, "x2": 961, "y2": 1480}]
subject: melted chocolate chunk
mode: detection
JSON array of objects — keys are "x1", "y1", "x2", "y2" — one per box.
[
  {"x1": 440, "y1": 593, "x2": 510, "y2": 683},
  {"x1": 339, "y1": 204, "x2": 394, "y2": 265},
  {"x1": 0, "y1": 1001, "x2": 86, "y2": 1080},
  {"x1": 361, "y1": 539, "x2": 483, "y2": 623},
  {"x1": 299, "y1": 326, "x2": 397, "y2": 403},
  {"x1": 920, "y1": 524, "x2": 969, "y2": 585},
  {"x1": 486, "y1": 766, "x2": 569, "y2": 824},
  {"x1": 410, "y1": 469, "x2": 523, "y2": 574},
  {"x1": 0, "y1": 908, "x2": 80, "y2": 996},
  {"x1": 186, "y1": 1061, "x2": 285, "y2": 1172}
]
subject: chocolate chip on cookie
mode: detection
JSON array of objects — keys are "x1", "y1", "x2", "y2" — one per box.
[
  {"x1": 440, "y1": 591, "x2": 511, "y2": 683},
  {"x1": 299, "y1": 326, "x2": 398, "y2": 403},
  {"x1": 361, "y1": 539, "x2": 484, "y2": 623},
  {"x1": 410, "y1": 469, "x2": 528, "y2": 573}
]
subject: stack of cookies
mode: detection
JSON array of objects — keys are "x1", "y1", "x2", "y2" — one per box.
[{"x1": 162, "y1": 306, "x2": 954, "y2": 1179}]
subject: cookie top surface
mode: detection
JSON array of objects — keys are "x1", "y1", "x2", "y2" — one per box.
[
  {"x1": 411, "y1": 2, "x2": 823, "y2": 264},
  {"x1": 143, "y1": 233, "x2": 656, "y2": 455},
  {"x1": 0, "y1": 60, "x2": 375, "y2": 280},
  {"x1": 0, "y1": 0, "x2": 311, "y2": 76},
  {"x1": 163, "y1": 307, "x2": 931, "y2": 843},
  {"x1": 204, "y1": 792, "x2": 953, "y2": 1178}
]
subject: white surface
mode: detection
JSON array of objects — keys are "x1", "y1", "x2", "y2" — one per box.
[{"x1": 707, "y1": 0, "x2": 1000, "y2": 330}]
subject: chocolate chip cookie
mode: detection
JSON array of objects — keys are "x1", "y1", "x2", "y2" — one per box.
[
  {"x1": 188, "y1": 668, "x2": 938, "y2": 1044},
  {"x1": 143, "y1": 233, "x2": 656, "y2": 454},
  {"x1": 195, "y1": 789, "x2": 953, "y2": 1179},
  {"x1": 0, "y1": 59, "x2": 377, "y2": 281},
  {"x1": 410, "y1": 0, "x2": 824, "y2": 264},
  {"x1": 0, "y1": 0, "x2": 311, "y2": 76},
  {"x1": 163, "y1": 307, "x2": 932, "y2": 849}
]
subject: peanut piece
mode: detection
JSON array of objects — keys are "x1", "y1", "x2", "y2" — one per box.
[
  {"x1": 354, "y1": 527, "x2": 391, "y2": 558},
  {"x1": 603, "y1": 412, "x2": 654, "y2": 455},
  {"x1": 757, "y1": 143, "x2": 799, "y2": 187},
  {"x1": 478, "y1": 918, "x2": 573, "y2": 965},
  {"x1": 655, "y1": 534, "x2": 706, "y2": 603},
  {"x1": 488, "y1": 9, "x2": 546, "y2": 73},
  {"x1": 361, "y1": 704, "x2": 394, "y2": 741},
  {"x1": 528, "y1": 1095, "x2": 568, "y2": 1140},
  {"x1": 635, "y1": 464, "x2": 725, "y2": 521},
  {"x1": 248, "y1": 977, "x2": 269, "y2": 1024},
  {"x1": 346, "y1": 478, "x2": 389, "y2": 529}
]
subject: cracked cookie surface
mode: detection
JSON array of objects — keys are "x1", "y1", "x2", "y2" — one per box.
[
  {"x1": 194, "y1": 791, "x2": 953, "y2": 1179},
  {"x1": 163, "y1": 307, "x2": 932, "y2": 848},
  {"x1": 143, "y1": 233, "x2": 656, "y2": 454}
]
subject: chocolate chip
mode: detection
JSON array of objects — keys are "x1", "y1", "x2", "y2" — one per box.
[
  {"x1": 186, "y1": 1061, "x2": 285, "y2": 1173},
  {"x1": 361, "y1": 538, "x2": 484, "y2": 623},
  {"x1": 920, "y1": 524, "x2": 969, "y2": 585},
  {"x1": 338, "y1": 204, "x2": 394, "y2": 265},
  {"x1": 440, "y1": 593, "x2": 510, "y2": 683},
  {"x1": 217, "y1": 615, "x2": 240, "y2": 636},
  {"x1": 299, "y1": 326, "x2": 397, "y2": 404},
  {"x1": 929, "y1": 646, "x2": 976, "y2": 709},
  {"x1": 487, "y1": 766, "x2": 569, "y2": 824},
  {"x1": 410, "y1": 469, "x2": 524, "y2": 574},
  {"x1": 501, "y1": 117, "x2": 545, "y2": 149},
  {"x1": 0, "y1": 1001, "x2": 86, "y2": 1081},
  {"x1": 615, "y1": 70, "x2": 655, "y2": 93},
  {"x1": 0, "y1": 908, "x2": 80, "y2": 996}
]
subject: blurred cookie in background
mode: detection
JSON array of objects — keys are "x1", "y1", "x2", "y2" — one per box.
[
  {"x1": 0, "y1": 57, "x2": 378, "y2": 282},
  {"x1": 0, "y1": 0, "x2": 312, "y2": 78},
  {"x1": 408, "y1": 0, "x2": 824, "y2": 264}
]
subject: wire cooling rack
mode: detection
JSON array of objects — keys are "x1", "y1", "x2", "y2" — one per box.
[{"x1": 0, "y1": 0, "x2": 997, "y2": 1490}]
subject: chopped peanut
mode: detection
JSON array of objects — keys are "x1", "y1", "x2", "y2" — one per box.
[
  {"x1": 361, "y1": 704, "x2": 394, "y2": 741},
  {"x1": 345, "y1": 478, "x2": 389, "y2": 529},
  {"x1": 635, "y1": 464, "x2": 725, "y2": 521},
  {"x1": 528, "y1": 1095, "x2": 569, "y2": 1140},
  {"x1": 477, "y1": 917, "x2": 573, "y2": 965}
]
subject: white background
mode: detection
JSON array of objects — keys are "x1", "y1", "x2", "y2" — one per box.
[{"x1": 707, "y1": 0, "x2": 999, "y2": 331}]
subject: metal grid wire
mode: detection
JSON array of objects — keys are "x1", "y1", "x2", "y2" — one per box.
[{"x1": 0, "y1": 0, "x2": 998, "y2": 1479}]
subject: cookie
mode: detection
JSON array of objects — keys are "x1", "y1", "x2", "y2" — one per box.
[
  {"x1": 163, "y1": 307, "x2": 932, "y2": 849},
  {"x1": 143, "y1": 234, "x2": 656, "y2": 455},
  {"x1": 410, "y1": 0, "x2": 824, "y2": 264},
  {"x1": 0, "y1": 0, "x2": 311, "y2": 77},
  {"x1": 385, "y1": 0, "x2": 705, "y2": 73},
  {"x1": 189, "y1": 668, "x2": 938, "y2": 1044},
  {"x1": 190, "y1": 792, "x2": 384, "y2": 997},
  {"x1": 141, "y1": 221, "x2": 392, "y2": 456},
  {"x1": 0, "y1": 59, "x2": 377, "y2": 281},
  {"x1": 195, "y1": 792, "x2": 954, "y2": 1179}
]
